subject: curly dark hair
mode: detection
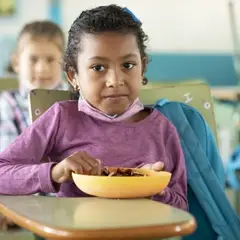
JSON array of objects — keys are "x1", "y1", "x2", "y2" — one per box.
[{"x1": 63, "y1": 4, "x2": 149, "y2": 74}]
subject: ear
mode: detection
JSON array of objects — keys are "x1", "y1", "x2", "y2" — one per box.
[
  {"x1": 65, "y1": 68, "x2": 78, "y2": 89},
  {"x1": 11, "y1": 53, "x2": 19, "y2": 73},
  {"x1": 141, "y1": 57, "x2": 147, "y2": 77}
]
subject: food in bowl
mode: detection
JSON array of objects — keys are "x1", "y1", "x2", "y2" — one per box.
[
  {"x1": 72, "y1": 167, "x2": 172, "y2": 198},
  {"x1": 100, "y1": 167, "x2": 147, "y2": 177}
]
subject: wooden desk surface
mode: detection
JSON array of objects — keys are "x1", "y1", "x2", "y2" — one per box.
[{"x1": 0, "y1": 196, "x2": 196, "y2": 240}]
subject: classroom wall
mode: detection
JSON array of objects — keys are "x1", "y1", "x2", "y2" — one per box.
[
  {"x1": 0, "y1": 0, "x2": 239, "y2": 86},
  {"x1": 62, "y1": 0, "x2": 240, "y2": 86},
  {"x1": 62, "y1": 0, "x2": 237, "y2": 53},
  {"x1": 0, "y1": 0, "x2": 49, "y2": 76}
]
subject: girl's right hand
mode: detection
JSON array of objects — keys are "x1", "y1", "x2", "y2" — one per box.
[{"x1": 51, "y1": 151, "x2": 101, "y2": 184}]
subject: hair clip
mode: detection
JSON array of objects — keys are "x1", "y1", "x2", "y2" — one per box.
[{"x1": 123, "y1": 7, "x2": 142, "y2": 25}]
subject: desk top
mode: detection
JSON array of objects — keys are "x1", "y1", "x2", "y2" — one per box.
[{"x1": 0, "y1": 196, "x2": 196, "y2": 240}]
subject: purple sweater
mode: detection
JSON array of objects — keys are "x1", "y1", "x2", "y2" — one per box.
[{"x1": 0, "y1": 101, "x2": 188, "y2": 210}]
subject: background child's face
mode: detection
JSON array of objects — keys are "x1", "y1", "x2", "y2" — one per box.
[
  {"x1": 70, "y1": 32, "x2": 146, "y2": 115},
  {"x1": 13, "y1": 36, "x2": 63, "y2": 90}
]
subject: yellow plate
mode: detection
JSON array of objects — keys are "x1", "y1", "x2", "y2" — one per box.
[{"x1": 72, "y1": 167, "x2": 171, "y2": 199}]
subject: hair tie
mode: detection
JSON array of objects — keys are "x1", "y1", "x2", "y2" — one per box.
[{"x1": 123, "y1": 7, "x2": 142, "y2": 25}]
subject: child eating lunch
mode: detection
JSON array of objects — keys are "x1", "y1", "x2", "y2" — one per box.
[{"x1": 0, "y1": 4, "x2": 187, "y2": 211}]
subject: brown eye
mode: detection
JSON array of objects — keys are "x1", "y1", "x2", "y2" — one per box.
[
  {"x1": 30, "y1": 56, "x2": 38, "y2": 64},
  {"x1": 47, "y1": 57, "x2": 55, "y2": 63},
  {"x1": 92, "y1": 65, "x2": 105, "y2": 72},
  {"x1": 123, "y1": 63, "x2": 135, "y2": 69}
]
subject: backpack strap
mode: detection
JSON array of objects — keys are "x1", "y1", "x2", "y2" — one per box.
[{"x1": 154, "y1": 100, "x2": 240, "y2": 240}]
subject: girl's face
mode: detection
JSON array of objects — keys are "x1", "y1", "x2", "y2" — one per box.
[
  {"x1": 68, "y1": 32, "x2": 146, "y2": 115},
  {"x1": 13, "y1": 34, "x2": 63, "y2": 90}
]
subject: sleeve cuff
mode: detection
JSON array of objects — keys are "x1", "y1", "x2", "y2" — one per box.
[
  {"x1": 152, "y1": 187, "x2": 189, "y2": 211},
  {"x1": 152, "y1": 187, "x2": 171, "y2": 202},
  {"x1": 38, "y1": 162, "x2": 60, "y2": 193}
]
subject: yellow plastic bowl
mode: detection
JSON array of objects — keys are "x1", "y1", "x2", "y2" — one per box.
[{"x1": 72, "y1": 167, "x2": 172, "y2": 199}]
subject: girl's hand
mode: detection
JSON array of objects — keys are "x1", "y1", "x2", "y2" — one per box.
[
  {"x1": 51, "y1": 151, "x2": 101, "y2": 184},
  {"x1": 140, "y1": 161, "x2": 165, "y2": 196},
  {"x1": 140, "y1": 161, "x2": 164, "y2": 171}
]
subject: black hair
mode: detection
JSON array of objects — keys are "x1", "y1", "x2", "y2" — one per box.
[{"x1": 63, "y1": 4, "x2": 149, "y2": 74}]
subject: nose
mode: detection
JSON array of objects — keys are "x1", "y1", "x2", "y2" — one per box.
[
  {"x1": 35, "y1": 59, "x2": 49, "y2": 74},
  {"x1": 106, "y1": 68, "x2": 124, "y2": 88}
]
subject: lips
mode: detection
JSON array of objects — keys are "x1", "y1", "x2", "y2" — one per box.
[
  {"x1": 35, "y1": 78, "x2": 51, "y2": 82},
  {"x1": 104, "y1": 94, "x2": 128, "y2": 98}
]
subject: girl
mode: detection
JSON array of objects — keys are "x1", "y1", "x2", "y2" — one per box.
[
  {"x1": 0, "y1": 5, "x2": 188, "y2": 211},
  {"x1": 0, "y1": 20, "x2": 68, "y2": 152}
]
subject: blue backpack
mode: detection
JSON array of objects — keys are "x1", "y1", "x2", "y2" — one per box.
[{"x1": 153, "y1": 99, "x2": 240, "y2": 240}]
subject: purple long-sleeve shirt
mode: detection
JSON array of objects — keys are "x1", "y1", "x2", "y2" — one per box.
[{"x1": 0, "y1": 101, "x2": 188, "y2": 210}]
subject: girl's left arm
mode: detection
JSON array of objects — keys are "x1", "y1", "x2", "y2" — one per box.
[{"x1": 152, "y1": 127, "x2": 188, "y2": 211}]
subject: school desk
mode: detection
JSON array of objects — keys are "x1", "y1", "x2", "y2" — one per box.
[{"x1": 0, "y1": 195, "x2": 196, "y2": 240}]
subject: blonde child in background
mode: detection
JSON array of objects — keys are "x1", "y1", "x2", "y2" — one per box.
[
  {"x1": 0, "y1": 4, "x2": 188, "y2": 224},
  {"x1": 0, "y1": 20, "x2": 67, "y2": 230},
  {"x1": 0, "y1": 20, "x2": 68, "y2": 152}
]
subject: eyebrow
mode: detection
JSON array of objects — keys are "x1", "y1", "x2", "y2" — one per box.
[
  {"x1": 29, "y1": 54, "x2": 55, "y2": 59},
  {"x1": 88, "y1": 53, "x2": 138, "y2": 61}
]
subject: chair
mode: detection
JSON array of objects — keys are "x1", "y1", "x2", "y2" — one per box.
[
  {"x1": 0, "y1": 77, "x2": 18, "y2": 91},
  {"x1": 29, "y1": 81, "x2": 217, "y2": 140},
  {"x1": 28, "y1": 81, "x2": 217, "y2": 240}
]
